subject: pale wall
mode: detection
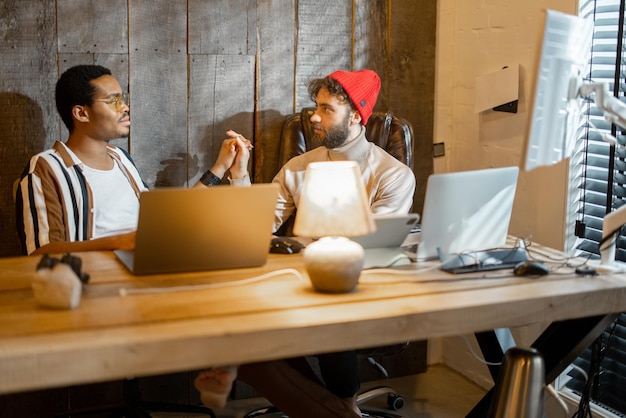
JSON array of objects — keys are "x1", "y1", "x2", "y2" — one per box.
[
  {"x1": 430, "y1": 0, "x2": 580, "y2": 392},
  {"x1": 434, "y1": 0, "x2": 578, "y2": 251}
]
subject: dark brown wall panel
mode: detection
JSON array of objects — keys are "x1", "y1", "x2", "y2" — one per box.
[
  {"x1": 254, "y1": 0, "x2": 296, "y2": 183},
  {"x1": 188, "y1": 54, "x2": 255, "y2": 185},
  {"x1": 1, "y1": 0, "x2": 436, "y2": 257},
  {"x1": 294, "y1": 0, "x2": 352, "y2": 111},
  {"x1": 0, "y1": 0, "x2": 57, "y2": 257},
  {"x1": 390, "y1": 1, "x2": 436, "y2": 214},
  {"x1": 57, "y1": 0, "x2": 128, "y2": 54},
  {"x1": 128, "y1": 1, "x2": 187, "y2": 187}
]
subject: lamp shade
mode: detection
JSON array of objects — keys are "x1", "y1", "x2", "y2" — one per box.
[{"x1": 293, "y1": 161, "x2": 375, "y2": 238}]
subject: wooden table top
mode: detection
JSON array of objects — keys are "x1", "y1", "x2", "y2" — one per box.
[{"x1": 1, "y1": 247, "x2": 626, "y2": 394}]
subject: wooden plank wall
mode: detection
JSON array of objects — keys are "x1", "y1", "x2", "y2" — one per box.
[
  {"x1": 0, "y1": 0, "x2": 436, "y2": 258},
  {"x1": 0, "y1": 0, "x2": 57, "y2": 258}
]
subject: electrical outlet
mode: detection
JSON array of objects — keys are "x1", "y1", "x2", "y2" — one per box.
[{"x1": 433, "y1": 142, "x2": 445, "y2": 157}]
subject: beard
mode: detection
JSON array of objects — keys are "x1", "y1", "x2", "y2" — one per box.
[{"x1": 313, "y1": 112, "x2": 351, "y2": 149}]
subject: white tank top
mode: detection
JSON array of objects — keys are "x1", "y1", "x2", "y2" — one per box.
[{"x1": 82, "y1": 161, "x2": 140, "y2": 238}]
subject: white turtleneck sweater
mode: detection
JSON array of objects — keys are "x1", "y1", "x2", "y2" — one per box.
[{"x1": 269, "y1": 125, "x2": 416, "y2": 233}]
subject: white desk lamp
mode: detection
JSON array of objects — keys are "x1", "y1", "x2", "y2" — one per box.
[{"x1": 293, "y1": 161, "x2": 376, "y2": 293}]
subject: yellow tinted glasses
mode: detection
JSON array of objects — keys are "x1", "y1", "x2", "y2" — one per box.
[{"x1": 94, "y1": 93, "x2": 129, "y2": 112}]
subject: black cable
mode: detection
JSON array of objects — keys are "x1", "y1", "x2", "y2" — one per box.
[
  {"x1": 571, "y1": 338, "x2": 600, "y2": 418},
  {"x1": 570, "y1": 319, "x2": 618, "y2": 418}
]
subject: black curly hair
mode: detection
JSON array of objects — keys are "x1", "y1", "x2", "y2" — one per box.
[{"x1": 55, "y1": 65, "x2": 112, "y2": 132}]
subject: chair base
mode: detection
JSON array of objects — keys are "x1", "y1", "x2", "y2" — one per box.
[{"x1": 357, "y1": 385, "x2": 405, "y2": 410}]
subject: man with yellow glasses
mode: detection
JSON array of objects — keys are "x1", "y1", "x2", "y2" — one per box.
[
  {"x1": 15, "y1": 65, "x2": 244, "y2": 255},
  {"x1": 16, "y1": 65, "x2": 147, "y2": 255}
]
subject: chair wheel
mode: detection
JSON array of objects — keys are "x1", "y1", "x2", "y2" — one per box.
[{"x1": 386, "y1": 393, "x2": 404, "y2": 410}]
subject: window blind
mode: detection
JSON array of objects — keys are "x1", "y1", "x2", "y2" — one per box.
[
  {"x1": 566, "y1": 1, "x2": 626, "y2": 416},
  {"x1": 574, "y1": 0, "x2": 626, "y2": 260}
]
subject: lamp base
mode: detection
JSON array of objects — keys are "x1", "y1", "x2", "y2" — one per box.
[{"x1": 303, "y1": 236, "x2": 364, "y2": 293}]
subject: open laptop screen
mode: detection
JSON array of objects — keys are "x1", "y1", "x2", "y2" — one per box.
[
  {"x1": 115, "y1": 183, "x2": 279, "y2": 275},
  {"x1": 416, "y1": 166, "x2": 519, "y2": 261},
  {"x1": 352, "y1": 214, "x2": 420, "y2": 249}
]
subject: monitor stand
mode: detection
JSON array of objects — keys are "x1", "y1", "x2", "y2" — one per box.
[{"x1": 588, "y1": 204, "x2": 626, "y2": 273}]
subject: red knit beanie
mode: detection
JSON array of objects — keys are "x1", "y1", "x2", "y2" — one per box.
[{"x1": 328, "y1": 69, "x2": 381, "y2": 125}]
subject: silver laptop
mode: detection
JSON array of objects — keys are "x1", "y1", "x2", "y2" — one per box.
[
  {"x1": 416, "y1": 166, "x2": 519, "y2": 262},
  {"x1": 115, "y1": 184, "x2": 279, "y2": 275},
  {"x1": 352, "y1": 213, "x2": 420, "y2": 268}
]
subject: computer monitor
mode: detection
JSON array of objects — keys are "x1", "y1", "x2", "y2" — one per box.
[
  {"x1": 523, "y1": 9, "x2": 594, "y2": 171},
  {"x1": 525, "y1": 9, "x2": 626, "y2": 269}
]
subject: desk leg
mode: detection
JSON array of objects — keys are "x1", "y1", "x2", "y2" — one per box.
[
  {"x1": 533, "y1": 314, "x2": 618, "y2": 383},
  {"x1": 474, "y1": 328, "x2": 516, "y2": 382},
  {"x1": 474, "y1": 331, "x2": 505, "y2": 382},
  {"x1": 466, "y1": 314, "x2": 618, "y2": 418}
]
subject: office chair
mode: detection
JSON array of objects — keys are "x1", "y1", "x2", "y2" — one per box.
[
  {"x1": 245, "y1": 107, "x2": 415, "y2": 417},
  {"x1": 279, "y1": 107, "x2": 413, "y2": 167}
]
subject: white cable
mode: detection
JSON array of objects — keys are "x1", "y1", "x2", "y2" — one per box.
[
  {"x1": 362, "y1": 262, "x2": 442, "y2": 275},
  {"x1": 545, "y1": 384, "x2": 570, "y2": 418},
  {"x1": 360, "y1": 266, "x2": 548, "y2": 284},
  {"x1": 118, "y1": 268, "x2": 305, "y2": 296},
  {"x1": 359, "y1": 263, "x2": 451, "y2": 284},
  {"x1": 568, "y1": 363, "x2": 589, "y2": 383},
  {"x1": 460, "y1": 335, "x2": 502, "y2": 366}
]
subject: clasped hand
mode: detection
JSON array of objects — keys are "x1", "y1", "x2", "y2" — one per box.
[{"x1": 212, "y1": 130, "x2": 252, "y2": 179}]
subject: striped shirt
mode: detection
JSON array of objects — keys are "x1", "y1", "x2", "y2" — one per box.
[{"x1": 15, "y1": 141, "x2": 148, "y2": 255}]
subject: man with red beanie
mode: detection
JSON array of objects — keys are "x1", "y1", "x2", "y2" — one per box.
[
  {"x1": 269, "y1": 69, "x2": 415, "y2": 231},
  {"x1": 195, "y1": 69, "x2": 415, "y2": 417}
]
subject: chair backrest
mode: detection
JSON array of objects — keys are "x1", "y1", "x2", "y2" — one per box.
[
  {"x1": 274, "y1": 107, "x2": 414, "y2": 236},
  {"x1": 278, "y1": 107, "x2": 413, "y2": 171}
]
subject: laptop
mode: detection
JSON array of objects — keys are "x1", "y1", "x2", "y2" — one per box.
[
  {"x1": 352, "y1": 213, "x2": 420, "y2": 268},
  {"x1": 415, "y1": 166, "x2": 524, "y2": 271},
  {"x1": 115, "y1": 183, "x2": 279, "y2": 275}
]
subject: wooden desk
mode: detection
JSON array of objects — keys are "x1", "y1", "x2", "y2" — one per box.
[{"x1": 1, "y1": 249, "x2": 626, "y2": 396}]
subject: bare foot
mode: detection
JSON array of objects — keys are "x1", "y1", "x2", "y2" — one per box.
[{"x1": 194, "y1": 366, "x2": 238, "y2": 409}]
